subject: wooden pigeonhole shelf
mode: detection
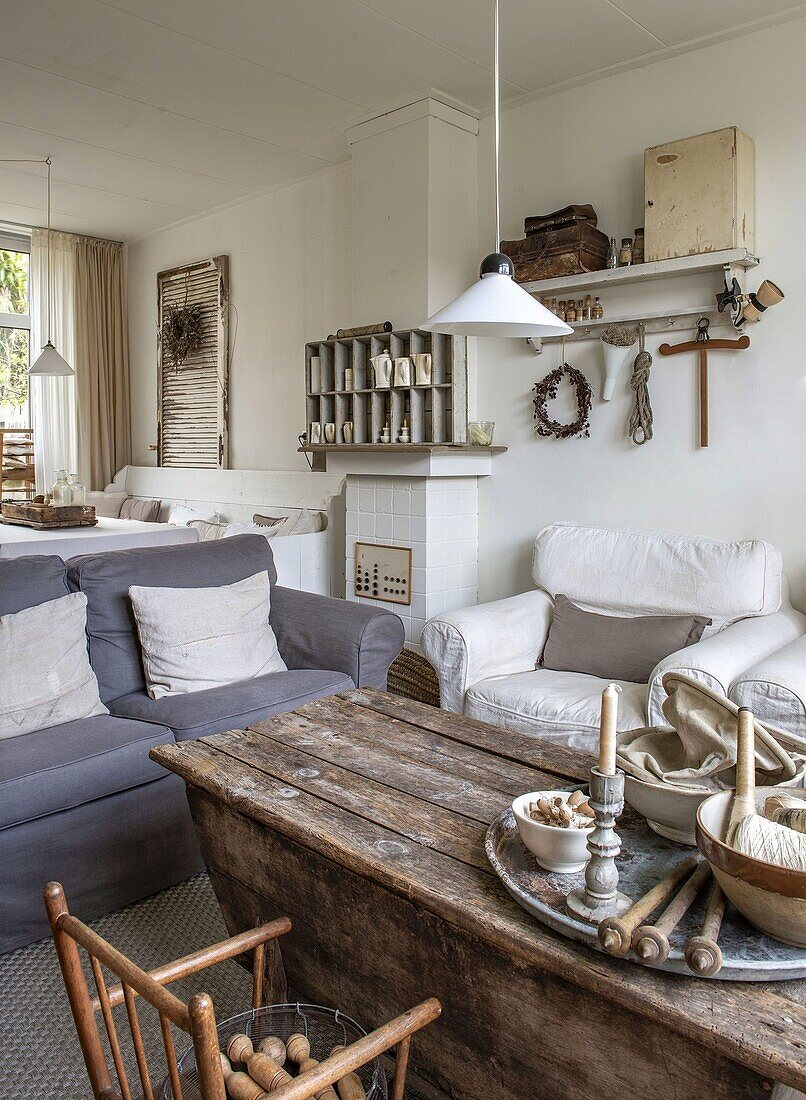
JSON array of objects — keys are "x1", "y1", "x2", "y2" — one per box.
[{"x1": 304, "y1": 329, "x2": 467, "y2": 446}]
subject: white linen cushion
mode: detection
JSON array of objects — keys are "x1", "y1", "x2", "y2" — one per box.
[
  {"x1": 167, "y1": 503, "x2": 220, "y2": 526},
  {"x1": 253, "y1": 509, "x2": 324, "y2": 537},
  {"x1": 128, "y1": 571, "x2": 286, "y2": 700},
  {"x1": 85, "y1": 490, "x2": 129, "y2": 518},
  {"x1": 0, "y1": 593, "x2": 108, "y2": 738},
  {"x1": 532, "y1": 522, "x2": 782, "y2": 631},
  {"x1": 464, "y1": 669, "x2": 647, "y2": 753}
]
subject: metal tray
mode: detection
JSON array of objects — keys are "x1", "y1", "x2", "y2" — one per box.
[{"x1": 486, "y1": 806, "x2": 806, "y2": 981}]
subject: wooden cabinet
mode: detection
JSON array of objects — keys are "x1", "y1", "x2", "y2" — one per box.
[{"x1": 644, "y1": 127, "x2": 755, "y2": 262}]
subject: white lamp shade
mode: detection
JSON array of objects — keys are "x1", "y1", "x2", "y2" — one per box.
[
  {"x1": 29, "y1": 341, "x2": 74, "y2": 377},
  {"x1": 422, "y1": 273, "x2": 573, "y2": 338}
]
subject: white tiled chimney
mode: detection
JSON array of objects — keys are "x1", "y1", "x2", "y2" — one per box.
[{"x1": 346, "y1": 475, "x2": 479, "y2": 645}]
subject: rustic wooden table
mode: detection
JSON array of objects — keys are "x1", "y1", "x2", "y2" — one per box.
[{"x1": 151, "y1": 689, "x2": 806, "y2": 1100}]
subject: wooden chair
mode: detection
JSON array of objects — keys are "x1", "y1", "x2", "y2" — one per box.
[
  {"x1": 45, "y1": 882, "x2": 441, "y2": 1100},
  {"x1": 0, "y1": 427, "x2": 35, "y2": 498}
]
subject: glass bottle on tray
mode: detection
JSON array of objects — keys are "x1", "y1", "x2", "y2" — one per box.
[{"x1": 51, "y1": 470, "x2": 71, "y2": 506}]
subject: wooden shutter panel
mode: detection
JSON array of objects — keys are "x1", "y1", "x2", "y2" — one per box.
[{"x1": 157, "y1": 256, "x2": 229, "y2": 468}]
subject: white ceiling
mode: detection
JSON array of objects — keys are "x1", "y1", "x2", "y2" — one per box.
[{"x1": 0, "y1": 0, "x2": 803, "y2": 242}]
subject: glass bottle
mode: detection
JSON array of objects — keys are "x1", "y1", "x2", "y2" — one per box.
[
  {"x1": 565, "y1": 302, "x2": 577, "y2": 323},
  {"x1": 618, "y1": 237, "x2": 633, "y2": 267},
  {"x1": 583, "y1": 294, "x2": 593, "y2": 320},
  {"x1": 592, "y1": 296, "x2": 604, "y2": 320},
  {"x1": 607, "y1": 237, "x2": 618, "y2": 268},
  {"x1": 51, "y1": 470, "x2": 71, "y2": 506},
  {"x1": 69, "y1": 473, "x2": 86, "y2": 506},
  {"x1": 633, "y1": 227, "x2": 645, "y2": 264}
]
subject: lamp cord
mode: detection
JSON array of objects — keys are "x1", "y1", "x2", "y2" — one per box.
[
  {"x1": 493, "y1": 0, "x2": 500, "y2": 252},
  {"x1": 0, "y1": 155, "x2": 52, "y2": 343}
]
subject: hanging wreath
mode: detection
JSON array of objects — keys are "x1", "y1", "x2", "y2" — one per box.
[
  {"x1": 533, "y1": 363, "x2": 592, "y2": 439},
  {"x1": 160, "y1": 302, "x2": 205, "y2": 370}
]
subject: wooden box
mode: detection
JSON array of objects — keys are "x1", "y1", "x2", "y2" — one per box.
[
  {"x1": 0, "y1": 501, "x2": 97, "y2": 529},
  {"x1": 508, "y1": 222, "x2": 610, "y2": 282},
  {"x1": 644, "y1": 127, "x2": 755, "y2": 261}
]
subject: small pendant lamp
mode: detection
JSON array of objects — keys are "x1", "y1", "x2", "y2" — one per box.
[
  {"x1": 29, "y1": 157, "x2": 74, "y2": 376},
  {"x1": 422, "y1": 0, "x2": 571, "y2": 339}
]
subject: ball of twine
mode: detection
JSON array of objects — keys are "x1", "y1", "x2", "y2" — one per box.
[{"x1": 601, "y1": 323, "x2": 638, "y2": 347}]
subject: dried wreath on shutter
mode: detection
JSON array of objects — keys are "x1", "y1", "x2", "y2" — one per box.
[
  {"x1": 533, "y1": 363, "x2": 592, "y2": 439},
  {"x1": 160, "y1": 302, "x2": 205, "y2": 370}
]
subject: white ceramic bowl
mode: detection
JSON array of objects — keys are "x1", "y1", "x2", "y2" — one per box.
[
  {"x1": 625, "y1": 763, "x2": 806, "y2": 847},
  {"x1": 512, "y1": 790, "x2": 593, "y2": 874}
]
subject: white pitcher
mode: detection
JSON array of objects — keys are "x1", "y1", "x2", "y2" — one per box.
[
  {"x1": 412, "y1": 352, "x2": 432, "y2": 386},
  {"x1": 370, "y1": 352, "x2": 392, "y2": 389},
  {"x1": 394, "y1": 357, "x2": 413, "y2": 387}
]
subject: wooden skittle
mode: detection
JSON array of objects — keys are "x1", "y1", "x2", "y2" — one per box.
[
  {"x1": 685, "y1": 880, "x2": 726, "y2": 977},
  {"x1": 632, "y1": 861, "x2": 712, "y2": 964}
]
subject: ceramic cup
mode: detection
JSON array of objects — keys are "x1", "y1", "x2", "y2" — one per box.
[
  {"x1": 309, "y1": 421, "x2": 322, "y2": 444},
  {"x1": 370, "y1": 353, "x2": 392, "y2": 388},
  {"x1": 324, "y1": 422, "x2": 336, "y2": 443},
  {"x1": 412, "y1": 352, "x2": 432, "y2": 386},
  {"x1": 309, "y1": 356, "x2": 321, "y2": 394},
  {"x1": 343, "y1": 421, "x2": 354, "y2": 443},
  {"x1": 394, "y1": 356, "x2": 413, "y2": 387}
]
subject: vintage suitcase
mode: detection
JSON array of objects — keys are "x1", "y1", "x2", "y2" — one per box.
[
  {"x1": 644, "y1": 127, "x2": 755, "y2": 261},
  {"x1": 525, "y1": 204, "x2": 597, "y2": 234},
  {"x1": 503, "y1": 222, "x2": 610, "y2": 282}
]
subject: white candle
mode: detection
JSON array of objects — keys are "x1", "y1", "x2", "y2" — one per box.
[{"x1": 598, "y1": 683, "x2": 621, "y2": 775}]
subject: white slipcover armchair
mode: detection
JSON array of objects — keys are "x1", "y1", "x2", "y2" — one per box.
[{"x1": 422, "y1": 523, "x2": 806, "y2": 752}]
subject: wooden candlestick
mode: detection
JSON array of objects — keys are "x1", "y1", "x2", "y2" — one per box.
[
  {"x1": 685, "y1": 880, "x2": 726, "y2": 977},
  {"x1": 257, "y1": 1037, "x2": 287, "y2": 1067},
  {"x1": 566, "y1": 765, "x2": 632, "y2": 923},
  {"x1": 598, "y1": 853, "x2": 702, "y2": 956},
  {"x1": 633, "y1": 861, "x2": 712, "y2": 963},
  {"x1": 330, "y1": 1045, "x2": 367, "y2": 1100},
  {"x1": 598, "y1": 684, "x2": 620, "y2": 775}
]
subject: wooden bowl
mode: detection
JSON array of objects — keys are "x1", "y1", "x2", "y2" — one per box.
[{"x1": 696, "y1": 787, "x2": 806, "y2": 948}]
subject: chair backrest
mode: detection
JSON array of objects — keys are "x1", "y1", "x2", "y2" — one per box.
[
  {"x1": 532, "y1": 522, "x2": 783, "y2": 632},
  {"x1": 66, "y1": 534, "x2": 278, "y2": 703},
  {"x1": 45, "y1": 881, "x2": 440, "y2": 1100}
]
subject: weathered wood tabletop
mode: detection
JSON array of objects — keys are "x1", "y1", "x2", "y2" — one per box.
[{"x1": 151, "y1": 689, "x2": 806, "y2": 1099}]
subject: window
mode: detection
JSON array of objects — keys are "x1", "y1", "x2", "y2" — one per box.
[{"x1": 0, "y1": 233, "x2": 31, "y2": 428}]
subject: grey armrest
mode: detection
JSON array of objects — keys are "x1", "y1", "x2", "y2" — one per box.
[{"x1": 270, "y1": 586, "x2": 404, "y2": 689}]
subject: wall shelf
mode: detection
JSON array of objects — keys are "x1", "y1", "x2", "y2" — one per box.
[
  {"x1": 520, "y1": 248, "x2": 758, "y2": 297},
  {"x1": 305, "y1": 328, "x2": 467, "y2": 446},
  {"x1": 536, "y1": 305, "x2": 736, "y2": 345},
  {"x1": 300, "y1": 444, "x2": 507, "y2": 454}
]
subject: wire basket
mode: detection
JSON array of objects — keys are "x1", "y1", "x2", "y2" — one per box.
[{"x1": 159, "y1": 1002, "x2": 388, "y2": 1099}]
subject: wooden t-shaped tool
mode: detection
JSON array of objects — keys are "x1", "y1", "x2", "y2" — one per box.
[{"x1": 659, "y1": 317, "x2": 749, "y2": 447}]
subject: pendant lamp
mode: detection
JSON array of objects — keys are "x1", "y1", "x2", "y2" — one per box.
[
  {"x1": 422, "y1": 0, "x2": 571, "y2": 339},
  {"x1": 29, "y1": 157, "x2": 74, "y2": 376}
]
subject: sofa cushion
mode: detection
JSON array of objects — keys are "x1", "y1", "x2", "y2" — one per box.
[
  {"x1": 67, "y1": 535, "x2": 279, "y2": 704},
  {"x1": 0, "y1": 592, "x2": 108, "y2": 739},
  {"x1": 0, "y1": 714, "x2": 174, "y2": 829},
  {"x1": 110, "y1": 668, "x2": 354, "y2": 740},
  {"x1": 0, "y1": 555, "x2": 68, "y2": 616},
  {"x1": 464, "y1": 669, "x2": 646, "y2": 753},
  {"x1": 120, "y1": 497, "x2": 161, "y2": 522},
  {"x1": 531, "y1": 523, "x2": 783, "y2": 631}
]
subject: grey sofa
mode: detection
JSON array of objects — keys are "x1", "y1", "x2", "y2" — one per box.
[{"x1": 0, "y1": 535, "x2": 404, "y2": 952}]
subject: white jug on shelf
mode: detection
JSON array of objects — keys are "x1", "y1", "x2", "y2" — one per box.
[
  {"x1": 370, "y1": 351, "x2": 392, "y2": 389},
  {"x1": 412, "y1": 353, "x2": 432, "y2": 386}
]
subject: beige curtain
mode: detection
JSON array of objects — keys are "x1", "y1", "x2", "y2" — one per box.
[{"x1": 74, "y1": 237, "x2": 131, "y2": 490}]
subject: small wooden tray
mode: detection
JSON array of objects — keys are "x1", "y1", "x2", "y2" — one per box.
[
  {"x1": 486, "y1": 806, "x2": 806, "y2": 981},
  {"x1": 0, "y1": 501, "x2": 97, "y2": 529}
]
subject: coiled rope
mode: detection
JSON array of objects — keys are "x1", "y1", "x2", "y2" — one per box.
[{"x1": 628, "y1": 325, "x2": 654, "y2": 445}]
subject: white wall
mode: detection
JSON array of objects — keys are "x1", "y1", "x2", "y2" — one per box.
[
  {"x1": 127, "y1": 163, "x2": 351, "y2": 471},
  {"x1": 475, "y1": 19, "x2": 806, "y2": 608}
]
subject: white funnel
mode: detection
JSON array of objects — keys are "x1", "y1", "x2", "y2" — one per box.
[{"x1": 600, "y1": 339, "x2": 636, "y2": 401}]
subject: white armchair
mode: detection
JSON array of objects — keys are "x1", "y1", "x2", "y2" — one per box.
[{"x1": 422, "y1": 523, "x2": 806, "y2": 753}]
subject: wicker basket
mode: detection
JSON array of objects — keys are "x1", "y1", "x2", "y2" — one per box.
[
  {"x1": 388, "y1": 649, "x2": 440, "y2": 708},
  {"x1": 160, "y1": 1002, "x2": 388, "y2": 1099}
]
